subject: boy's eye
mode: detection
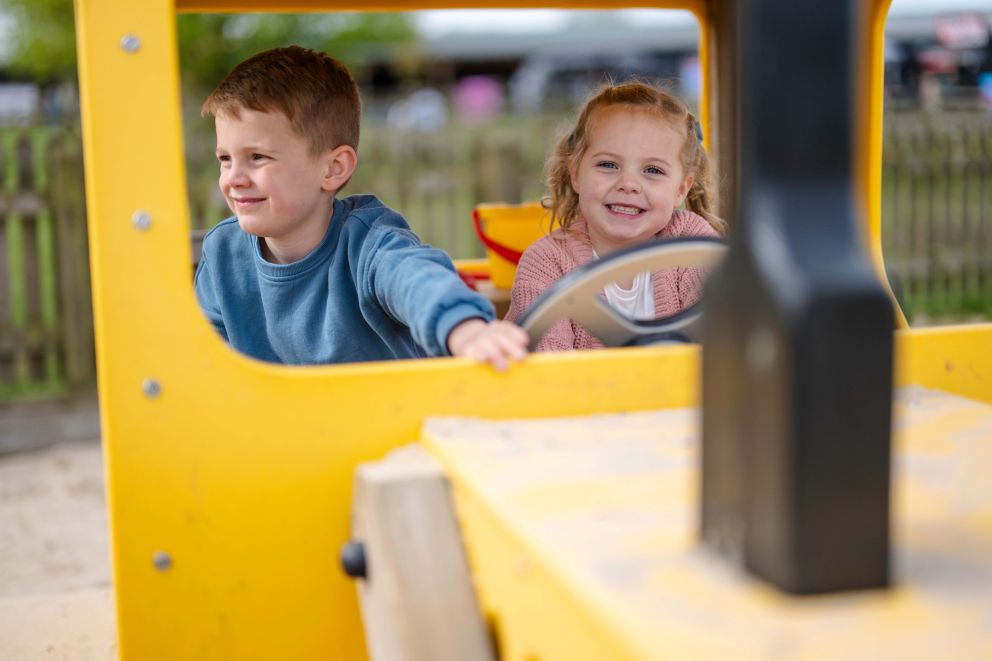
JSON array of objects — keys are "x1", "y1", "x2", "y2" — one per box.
[
  {"x1": 217, "y1": 154, "x2": 230, "y2": 164},
  {"x1": 251, "y1": 153, "x2": 269, "y2": 161}
]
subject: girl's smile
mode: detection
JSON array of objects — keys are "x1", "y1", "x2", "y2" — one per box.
[
  {"x1": 605, "y1": 204, "x2": 646, "y2": 217},
  {"x1": 570, "y1": 105, "x2": 693, "y2": 257}
]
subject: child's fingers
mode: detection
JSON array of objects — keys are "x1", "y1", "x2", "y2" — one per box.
[
  {"x1": 456, "y1": 321, "x2": 529, "y2": 371},
  {"x1": 476, "y1": 336, "x2": 520, "y2": 371},
  {"x1": 470, "y1": 341, "x2": 508, "y2": 371},
  {"x1": 490, "y1": 329, "x2": 528, "y2": 362},
  {"x1": 477, "y1": 325, "x2": 527, "y2": 367},
  {"x1": 490, "y1": 322, "x2": 529, "y2": 358}
]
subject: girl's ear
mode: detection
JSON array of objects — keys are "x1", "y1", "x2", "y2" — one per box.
[
  {"x1": 677, "y1": 175, "x2": 695, "y2": 207},
  {"x1": 569, "y1": 165, "x2": 580, "y2": 194},
  {"x1": 321, "y1": 145, "x2": 358, "y2": 192}
]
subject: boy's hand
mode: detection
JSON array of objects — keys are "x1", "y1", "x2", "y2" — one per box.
[{"x1": 447, "y1": 319, "x2": 528, "y2": 371}]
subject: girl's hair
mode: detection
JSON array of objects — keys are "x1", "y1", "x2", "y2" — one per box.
[{"x1": 543, "y1": 81, "x2": 727, "y2": 236}]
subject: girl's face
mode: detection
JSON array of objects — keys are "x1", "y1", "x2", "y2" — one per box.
[{"x1": 570, "y1": 106, "x2": 693, "y2": 256}]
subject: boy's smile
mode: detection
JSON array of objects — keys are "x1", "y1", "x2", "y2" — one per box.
[
  {"x1": 570, "y1": 105, "x2": 693, "y2": 256},
  {"x1": 215, "y1": 108, "x2": 341, "y2": 263}
]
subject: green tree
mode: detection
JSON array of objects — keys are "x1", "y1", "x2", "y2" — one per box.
[
  {"x1": 1, "y1": 0, "x2": 77, "y2": 82},
  {"x1": 1, "y1": 0, "x2": 416, "y2": 92},
  {"x1": 176, "y1": 13, "x2": 416, "y2": 95}
]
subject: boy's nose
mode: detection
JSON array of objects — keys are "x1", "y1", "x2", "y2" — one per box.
[{"x1": 223, "y1": 164, "x2": 250, "y2": 188}]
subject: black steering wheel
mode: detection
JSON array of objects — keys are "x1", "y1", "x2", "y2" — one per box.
[{"x1": 516, "y1": 237, "x2": 727, "y2": 350}]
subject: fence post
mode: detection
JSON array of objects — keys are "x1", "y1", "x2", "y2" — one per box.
[{"x1": 49, "y1": 129, "x2": 95, "y2": 391}]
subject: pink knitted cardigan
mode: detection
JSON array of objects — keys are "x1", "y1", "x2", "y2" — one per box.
[{"x1": 504, "y1": 210, "x2": 719, "y2": 351}]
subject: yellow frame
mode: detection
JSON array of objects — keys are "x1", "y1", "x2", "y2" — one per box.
[{"x1": 71, "y1": 0, "x2": 992, "y2": 658}]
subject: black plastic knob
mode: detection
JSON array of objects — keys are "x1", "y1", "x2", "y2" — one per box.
[{"x1": 340, "y1": 540, "x2": 367, "y2": 579}]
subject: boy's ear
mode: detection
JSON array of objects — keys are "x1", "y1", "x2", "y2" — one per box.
[{"x1": 321, "y1": 145, "x2": 358, "y2": 192}]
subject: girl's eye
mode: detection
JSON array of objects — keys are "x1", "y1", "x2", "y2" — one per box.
[
  {"x1": 645, "y1": 166, "x2": 664, "y2": 176},
  {"x1": 596, "y1": 161, "x2": 618, "y2": 170}
]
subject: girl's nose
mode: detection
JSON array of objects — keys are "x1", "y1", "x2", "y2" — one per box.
[{"x1": 616, "y1": 176, "x2": 641, "y2": 194}]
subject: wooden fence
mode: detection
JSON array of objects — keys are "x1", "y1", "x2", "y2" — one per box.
[
  {"x1": 881, "y1": 108, "x2": 992, "y2": 320},
  {"x1": 185, "y1": 115, "x2": 566, "y2": 259},
  {"x1": 1, "y1": 109, "x2": 990, "y2": 400},
  {"x1": 0, "y1": 128, "x2": 92, "y2": 401}
]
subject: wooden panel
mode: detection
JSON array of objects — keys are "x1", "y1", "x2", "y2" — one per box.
[
  {"x1": 422, "y1": 386, "x2": 992, "y2": 659},
  {"x1": 350, "y1": 445, "x2": 495, "y2": 661}
]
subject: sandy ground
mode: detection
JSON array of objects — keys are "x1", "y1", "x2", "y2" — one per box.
[{"x1": 0, "y1": 439, "x2": 117, "y2": 660}]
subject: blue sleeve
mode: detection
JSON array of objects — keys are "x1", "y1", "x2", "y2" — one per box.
[
  {"x1": 360, "y1": 227, "x2": 495, "y2": 356},
  {"x1": 193, "y1": 252, "x2": 229, "y2": 342}
]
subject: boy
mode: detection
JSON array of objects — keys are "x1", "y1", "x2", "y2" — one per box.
[{"x1": 194, "y1": 46, "x2": 528, "y2": 369}]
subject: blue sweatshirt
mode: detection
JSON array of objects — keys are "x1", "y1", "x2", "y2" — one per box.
[{"x1": 194, "y1": 194, "x2": 494, "y2": 364}]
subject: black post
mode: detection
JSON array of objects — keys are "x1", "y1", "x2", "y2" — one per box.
[{"x1": 701, "y1": 0, "x2": 893, "y2": 594}]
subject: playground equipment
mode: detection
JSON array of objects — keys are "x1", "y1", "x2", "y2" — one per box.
[
  {"x1": 72, "y1": 0, "x2": 991, "y2": 659},
  {"x1": 517, "y1": 238, "x2": 728, "y2": 348}
]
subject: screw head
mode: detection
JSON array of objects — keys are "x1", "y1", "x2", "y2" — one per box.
[
  {"x1": 142, "y1": 378, "x2": 161, "y2": 398},
  {"x1": 340, "y1": 541, "x2": 367, "y2": 579},
  {"x1": 153, "y1": 551, "x2": 172, "y2": 572},
  {"x1": 132, "y1": 210, "x2": 152, "y2": 231},
  {"x1": 120, "y1": 34, "x2": 141, "y2": 53}
]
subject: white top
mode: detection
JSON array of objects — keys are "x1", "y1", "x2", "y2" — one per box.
[
  {"x1": 591, "y1": 249, "x2": 655, "y2": 320},
  {"x1": 602, "y1": 271, "x2": 655, "y2": 320}
]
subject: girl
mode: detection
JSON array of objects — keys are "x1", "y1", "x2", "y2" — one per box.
[{"x1": 505, "y1": 81, "x2": 727, "y2": 351}]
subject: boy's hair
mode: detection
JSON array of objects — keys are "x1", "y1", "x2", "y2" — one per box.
[
  {"x1": 201, "y1": 45, "x2": 361, "y2": 155},
  {"x1": 544, "y1": 81, "x2": 726, "y2": 235}
]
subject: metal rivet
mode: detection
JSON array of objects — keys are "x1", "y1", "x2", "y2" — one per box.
[
  {"x1": 120, "y1": 34, "x2": 141, "y2": 53},
  {"x1": 340, "y1": 541, "x2": 367, "y2": 579},
  {"x1": 142, "y1": 378, "x2": 161, "y2": 398},
  {"x1": 153, "y1": 551, "x2": 172, "y2": 572},
  {"x1": 132, "y1": 210, "x2": 152, "y2": 231}
]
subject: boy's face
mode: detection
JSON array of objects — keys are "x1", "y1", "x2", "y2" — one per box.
[{"x1": 215, "y1": 108, "x2": 335, "y2": 248}]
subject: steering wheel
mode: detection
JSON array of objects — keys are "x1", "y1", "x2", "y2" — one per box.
[{"x1": 516, "y1": 237, "x2": 727, "y2": 350}]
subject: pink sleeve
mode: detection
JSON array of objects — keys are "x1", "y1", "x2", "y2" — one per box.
[
  {"x1": 671, "y1": 211, "x2": 720, "y2": 309},
  {"x1": 677, "y1": 266, "x2": 709, "y2": 308},
  {"x1": 505, "y1": 239, "x2": 577, "y2": 352}
]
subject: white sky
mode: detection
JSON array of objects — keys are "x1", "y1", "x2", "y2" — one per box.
[
  {"x1": 888, "y1": 0, "x2": 992, "y2": 14},
  {"x1": 415, "y1": 1, "x2": 992, "y2": 37},
  {"x1": 415, "y1": 9, "x2": 693, "y2": 37}
]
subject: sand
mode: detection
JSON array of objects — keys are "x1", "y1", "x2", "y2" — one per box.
[{"x1": 0, "y1": 440, "x2": 116, "y2": 660}]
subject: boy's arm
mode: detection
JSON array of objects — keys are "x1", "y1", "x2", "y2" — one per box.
[
  {"x1": 361, "y1": 225, "x2": 528, "y2": 368},
  {"x1": 193, "y1": 254, "x2": 229, "y2": 341},
  {"x1": 361, "y1": 227, "x2": 497, "y2": 355}
]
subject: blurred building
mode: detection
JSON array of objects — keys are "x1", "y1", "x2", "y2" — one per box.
[{"x1": 0, "y1": 83, "x2": 39, "y2": 125}]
